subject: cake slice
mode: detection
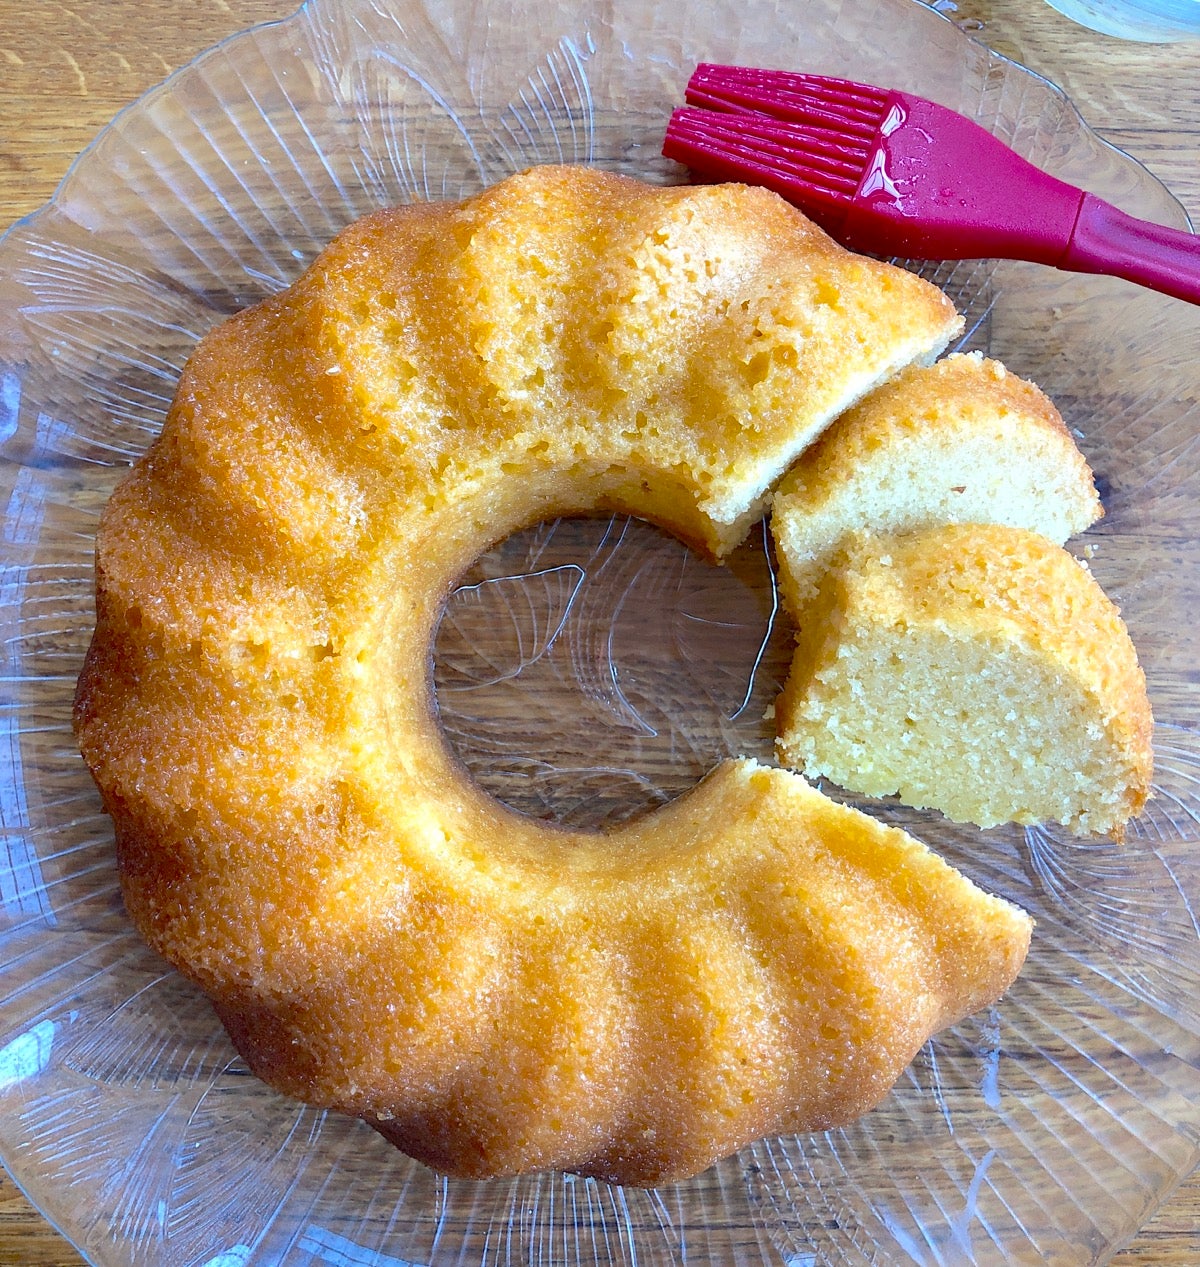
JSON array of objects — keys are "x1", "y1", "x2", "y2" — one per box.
[
  {"x1": 770, "y1": 353, "x2": 1103, "y2": 613},
  {"x1": 775, "y1": 523, "x2": 1153, "y2": 838}
]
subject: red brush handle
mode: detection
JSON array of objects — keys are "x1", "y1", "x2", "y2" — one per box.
[{"x1": 1061, "y1": 194, "x2": 1200, "y2": 305}]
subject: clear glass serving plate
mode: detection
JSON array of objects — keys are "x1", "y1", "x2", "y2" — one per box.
[{"x1": 1, "y1": 0, "x2": 1198, "y2": 1263}]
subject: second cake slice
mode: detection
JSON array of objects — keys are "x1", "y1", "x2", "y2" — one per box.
[{"x1": 774, "y1": 523, "x2": 1153, "y2": 839}]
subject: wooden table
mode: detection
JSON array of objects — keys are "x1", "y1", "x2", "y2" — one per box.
[{"x1": 0, "y1": 0, "x2": 1195, "y2": 1262}]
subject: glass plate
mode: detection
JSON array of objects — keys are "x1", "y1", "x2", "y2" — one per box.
[{"x1": 2, "y1": 0, "x2": 1199, "y2": 1263}]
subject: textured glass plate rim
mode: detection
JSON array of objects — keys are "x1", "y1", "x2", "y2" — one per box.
[
  {"x1": 0, "y1": 1, "x2": 1197, "y2": 1265},
  {"x1": 9, "y1": 0, "x2": 1194, "y2": 246},
  {"x1": 0, "y1": 6, "x2": 295, "y2": 250}
]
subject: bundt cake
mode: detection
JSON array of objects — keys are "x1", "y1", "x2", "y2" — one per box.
[
  {"x1": 775, "y1": 523, "x2": 1153, "y2": 838},
  {"x1": 74, "y1": 164, "x2": 1034, "y2": 1187},
  {"x1": 770, "y1": 352, "x2": 1104, "y2": 613}
]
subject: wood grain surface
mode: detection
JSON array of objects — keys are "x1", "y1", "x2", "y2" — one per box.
[{"x1": 0, "y1": 0, "x2": 1196, "y2": 1262}]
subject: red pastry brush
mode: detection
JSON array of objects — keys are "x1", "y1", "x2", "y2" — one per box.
[{"x1": 663, "y1": 63, "x2": 1200, "y2": 305}]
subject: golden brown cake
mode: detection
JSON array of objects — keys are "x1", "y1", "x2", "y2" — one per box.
[
  {"x1": 775, "y1": 523, "x2": 1153, "y2": 838},
  {"x1": 770, "y1": 352, "x2": 1104, "y2": 614},
  {"x1": 74, "y1": 165, "x2": 1034, "y2": 1187}
]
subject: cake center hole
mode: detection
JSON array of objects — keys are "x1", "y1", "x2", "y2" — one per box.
[{"x1": 433, "y1": 515, "x2": 791, "y2": 830}]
